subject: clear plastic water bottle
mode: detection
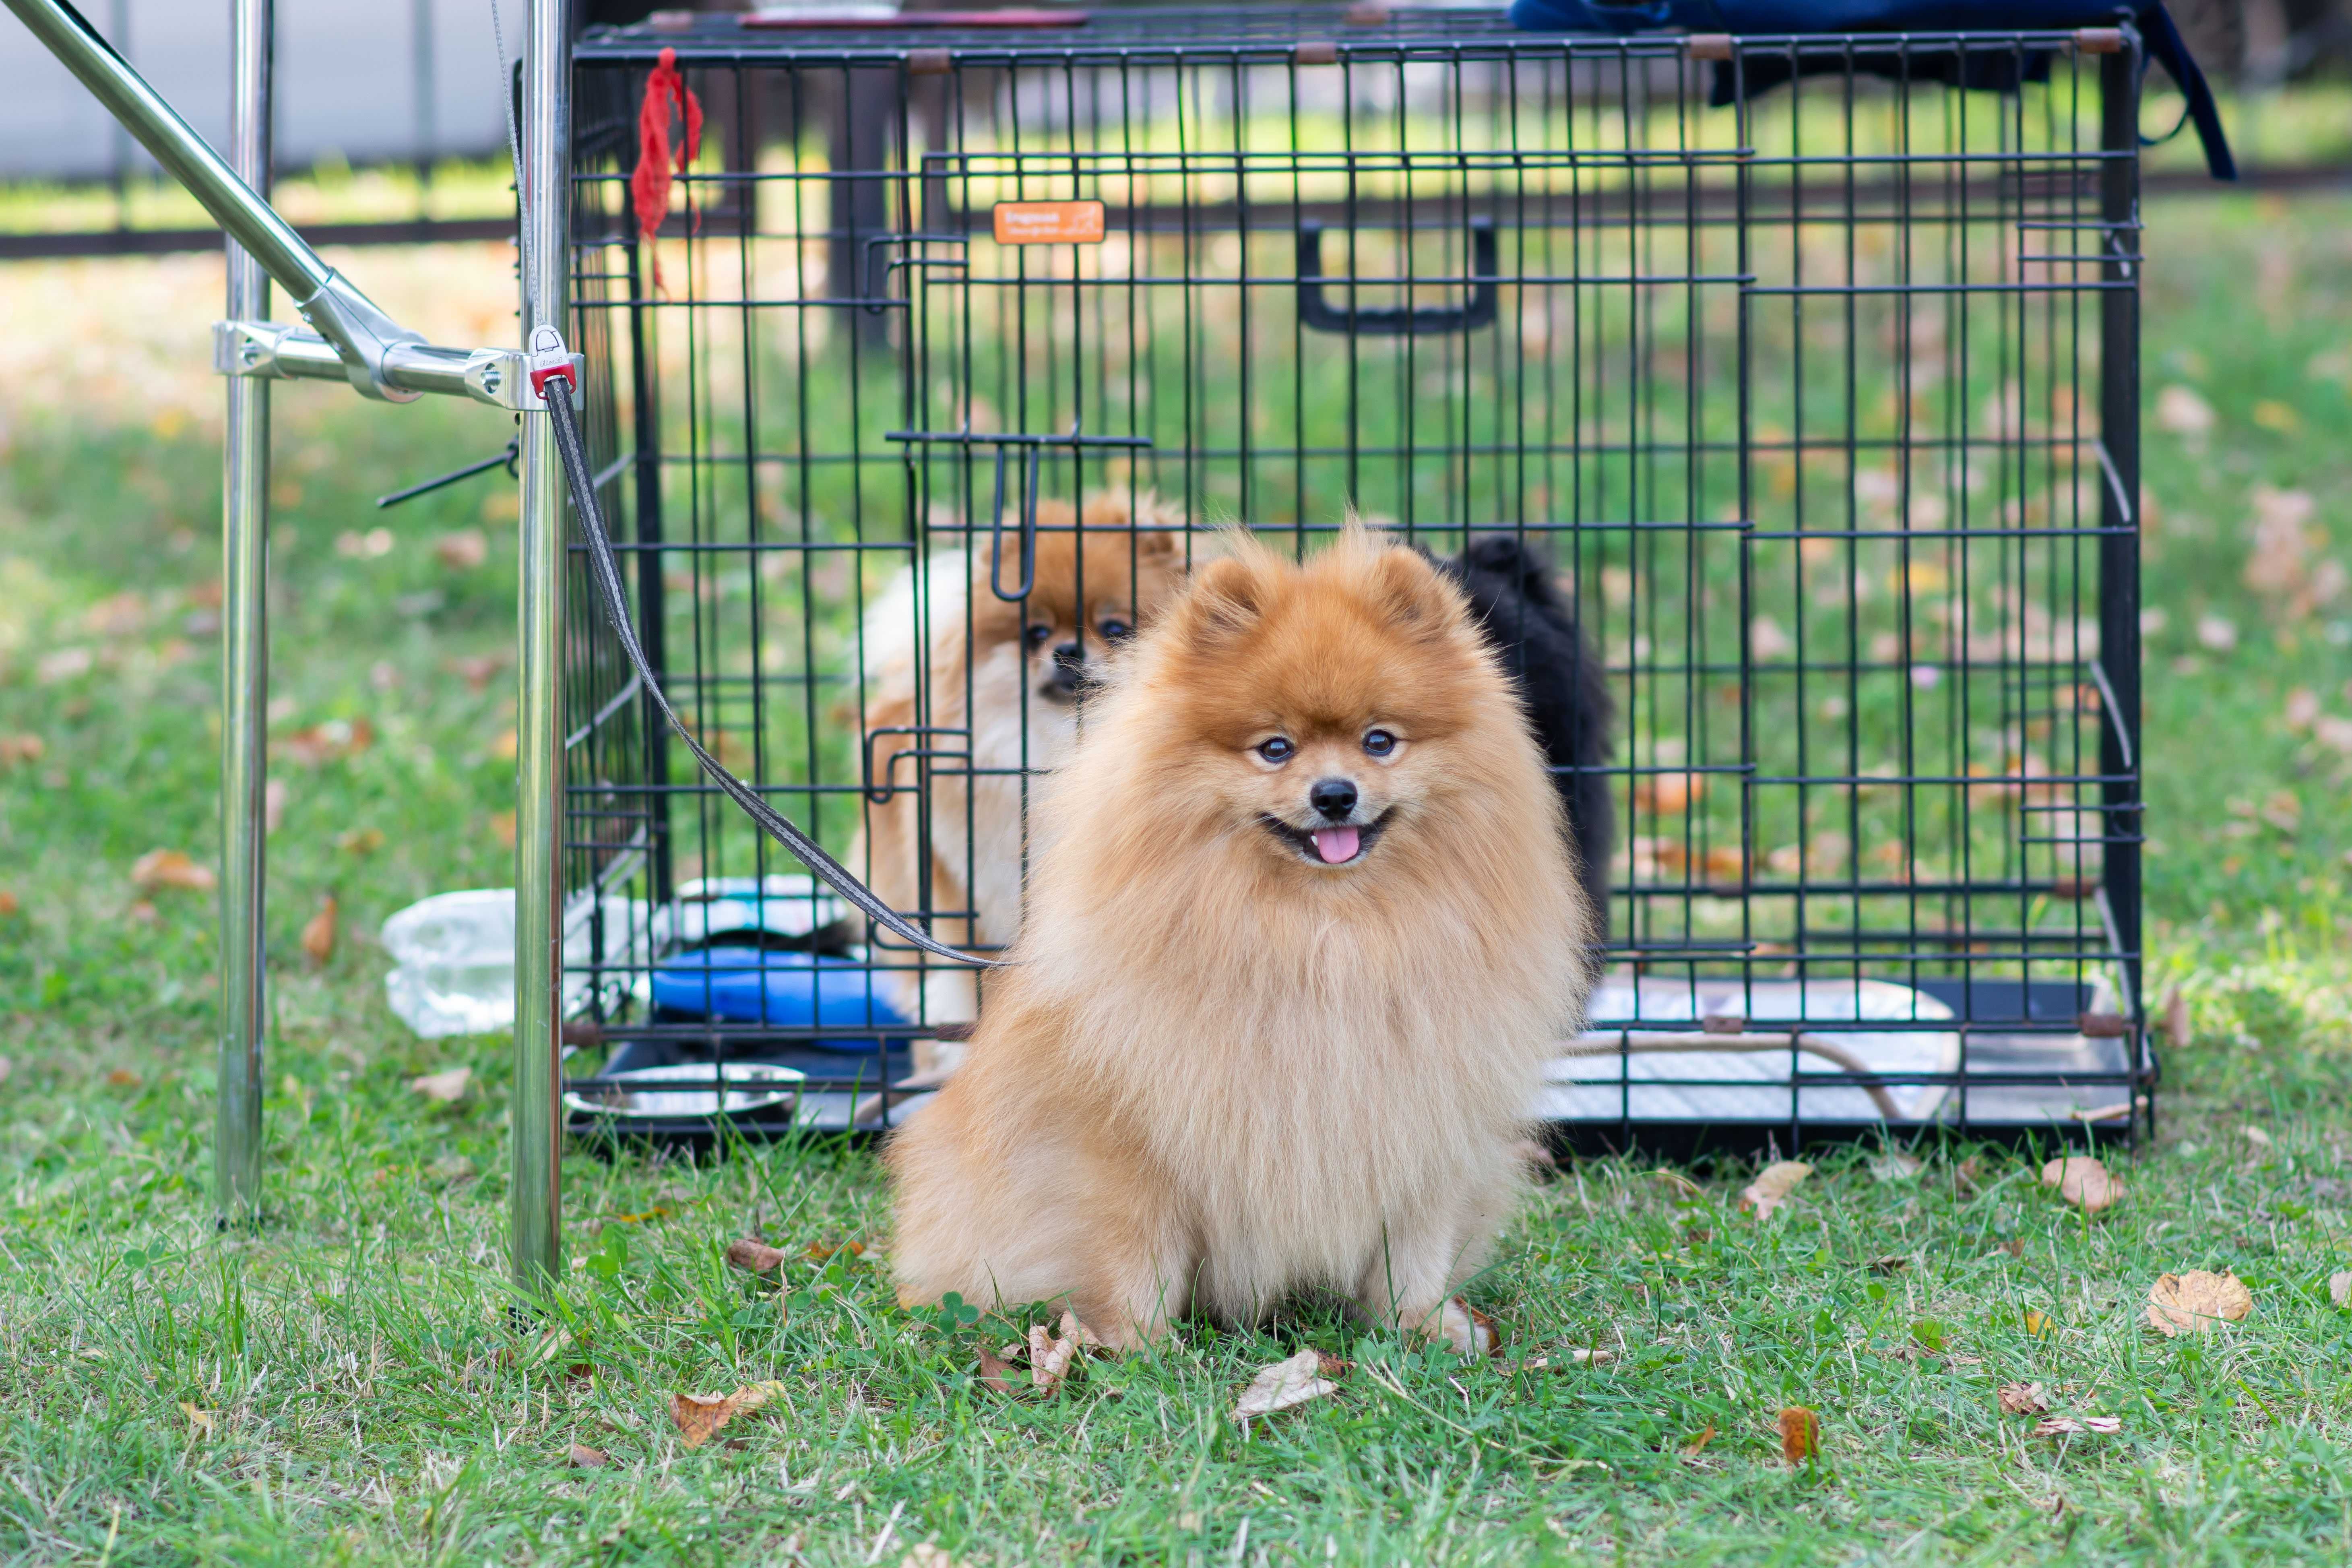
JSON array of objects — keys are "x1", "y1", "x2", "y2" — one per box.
[{"x1": 381, "y1": 889, "x2": 521, "y2": 1038}]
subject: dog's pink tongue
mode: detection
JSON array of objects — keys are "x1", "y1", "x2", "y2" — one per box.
[{"x1": 1312, "y1": 825, "x2": 1360, "y2": 864}]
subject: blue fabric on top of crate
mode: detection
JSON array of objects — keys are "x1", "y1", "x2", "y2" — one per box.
[
  {"x1": 650, "y1": 948, "x2": 914, "y2": 1052},
  {"x1": 1505, "y1": 0, "x2": 2234, "y2": 181}
]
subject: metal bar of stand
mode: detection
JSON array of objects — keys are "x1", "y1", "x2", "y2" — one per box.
[
  {"x1": 510, "y1": 0, "x2": 572, "y2": 1295},
  {"x1": 215, "y1": 0, "x2": 271, "y2": 1229}
]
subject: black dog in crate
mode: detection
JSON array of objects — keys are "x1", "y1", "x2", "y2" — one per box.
[{"x1": 1436, "y1": 536, "x2": 1615, "y2": 936}]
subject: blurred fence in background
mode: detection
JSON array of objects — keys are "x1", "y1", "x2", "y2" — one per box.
[
  {"x1": 0, "y1": 0, "x2": 515, "y2": 256},
  {"x1": 1, "y1": 0, "x2": 2350, "y2": 261}
]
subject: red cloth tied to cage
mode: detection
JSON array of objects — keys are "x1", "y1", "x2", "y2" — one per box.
[{"x1": 631, "y1": 47, "x2": 702, "y2": 294}]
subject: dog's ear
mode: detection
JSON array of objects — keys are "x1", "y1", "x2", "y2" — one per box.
[
  {"x1": 1363, "y1": 545, "x2": 1465, "y2": 640},
  {"x1": 1181, "y1": 554, "x2": 1266, "y2": 644}
]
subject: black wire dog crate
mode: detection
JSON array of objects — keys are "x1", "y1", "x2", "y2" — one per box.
[{"x1": 555, "y1": 6, "x2": 2151, "y2": 1154}]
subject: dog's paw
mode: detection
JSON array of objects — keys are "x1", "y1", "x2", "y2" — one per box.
[{"x1": 1440, "y1": 1297, "x2": 1502, "y2": 1358}]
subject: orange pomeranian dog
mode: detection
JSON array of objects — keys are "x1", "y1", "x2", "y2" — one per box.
[
  {"x1": 887, "y1": 525, "x2": 1594, "y2": 1353},
  {"x1": 853, "y1": 494, "x2": 1185, "y2": 1033}
]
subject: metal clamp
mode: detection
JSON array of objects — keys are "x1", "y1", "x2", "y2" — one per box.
[{"x1": 214, "y1": 320, "x2": 584, "y2": 411}]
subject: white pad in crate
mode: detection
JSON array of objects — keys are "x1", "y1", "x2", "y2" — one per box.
[{"x1": 1534, "y1": 977, "x2": 1960, "y2": 1124}]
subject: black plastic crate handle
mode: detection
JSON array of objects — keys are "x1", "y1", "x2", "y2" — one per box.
[{"x1": 1297, "y1": 218, "x2": 1499, "y2": 337}]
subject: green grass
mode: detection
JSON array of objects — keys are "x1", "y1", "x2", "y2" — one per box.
[{"x1": 5, "y1": 186, "x2": 2352, "y2": 1565}]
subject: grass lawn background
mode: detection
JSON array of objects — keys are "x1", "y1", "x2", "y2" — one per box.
[{"x1": 2, "y1": 191, "x2": 2351, "y2": 1564}]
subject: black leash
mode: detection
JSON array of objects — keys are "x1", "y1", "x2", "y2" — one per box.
[{"x1": 531, "y1": 349, "x2": 991, "y2": 970}]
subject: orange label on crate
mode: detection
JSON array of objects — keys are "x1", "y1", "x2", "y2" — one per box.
[{"x1": 992, "y1": 200, "x2": 1106, "y2": 245}]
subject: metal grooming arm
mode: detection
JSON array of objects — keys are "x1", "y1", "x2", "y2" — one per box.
[
  {"x1": 8, "y1": 0, "x2": 577, "y2": 1289},
  {"x1": 3, "y1": 0, "x2": 575, "y2": 408}
]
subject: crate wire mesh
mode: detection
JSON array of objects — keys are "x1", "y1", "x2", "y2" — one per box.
[{"x1": 556, "y1": 7, "x2": 2150, "y2": 1151}]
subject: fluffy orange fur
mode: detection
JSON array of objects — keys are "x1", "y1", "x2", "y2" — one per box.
[
  {"x1": 887, "y1": 526, "x2": 1594, "y2": 1352},
  {"x1": 851, "y1": 494, "x2": 1185, "y2": 1030}
]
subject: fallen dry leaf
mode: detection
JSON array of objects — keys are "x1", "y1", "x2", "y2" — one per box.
[
  {"x1": 2331, "y1": 1271, "x2": 2351, "y2": 1310},
  {"x1": 337, "y1": 826, "x2": 386, "y2": 856},
  {"x1": 181, "y1": 1402, "x2": 216, "y2": 1437},
  {"x1": 105, "y1": 1068, "x2": 140, "y2": 1088},
  {"x1": 1460, "y1": 1298, "x2": 1504, "y2": 1357},
  {"x1": 1954, "y1": 1155, "x2": 1984, "y2": 1194},
  {"x1": 1681, "y1": 1423, "x2": 1717, "y2": 1457},
  {"x1": 2040, "y1": 1156, "x2": 2122, "y2": 1214},
  {"x1": 1653, "y1": 1167, "x2": 1703, "y2": 1200},
  {"x1": 974, "y1": 1347, "x2": 1018, "y2": 1395},
  {"x1": 1525, "y1": 1347, "x2": 1616, "y2": 1371},
  {"x1": 435, "y1": 529, "x2": 490, "y2": 570},
  {"x1": 1632, "y1": 772, "x2": 1706, "y2": 815},
  {"x1": 2258, "y1": 793, "x2": 2301, "y2": 836},
  {"x1": 2146, "y1": 1271, "x2": 2253, "y2": 1337},
  {"x1": 446, "y1": 653, "x2": 504, "y2": 692},
  {"x1": 1739, "y1": 1160, "x2": 1813, "y2": 1219},
  {"x1": 0, "y1": 890, "x2": 17, "y2": 918},
  {"x1": 1234, "y1": 1348, "x2": 1345, "y2": 1425},
  {"x1": 2163, "y1": 986, "x2": 2189, "y2": 1044},
  {"x1": 2154, "y1": 384, "x2": 2214, "y2": 437},
  {"x1": 0, "y1": 733, "x2": 45, "y2": 766},
  {"x1": 300, "y1": 895, "x2": 338, "y2": 967},
  {"x1": 1998, "y1": 1382, "x2": 2050, "y2": 1416},
  {"x1": 1870, "y1": 1150, "x2": 1923, "y2": 1183},
  {"x1": 2023, "y1": 1309, "x2": 2057, "y2": 1339},
  {"x1": 131, "y1": 849, "x2": 215, "y2": 893},
  {"x1": 1778, "y1": 1405, "x2": 1821, "y2": 1464},
  {"x1": 900, "y1": 1547, "x2": 962, "y2": 1568},
  {"x1": 274, "y1": 717, "x2": 375, "y2": 767},
  {"x1": 36, "y1": 647, "x2": 93, "y2": 684},
  {"x1": 2033, "y1": 1415, "x2": 2122, "y2": 1437},
  {"x1": 1027, "y1": 1322, "x2": 1078, "y2": 1395},
  {"x1": 803, "y1": 1240, "x2": 867, "y2": 1263},
  {"x1": 668, "y1": 1380, "x2": 788, "y2": 1449},
  {"x1": 568, "y1": 1442, "x2": 608, "y2": 1468},
  {"x1": 1869, "y1": 1254, "x2": 1910, "y2": 1275},
  {"x1": 411, "y1": 1066, "x2": 470, "y2": 1103},
  {"x1": 725, "y1": 1238, "x2": 787, "y2": 1274},
  {"x1": 1057, "y1": 1310, "x2": 1103, "y2": 1352}
]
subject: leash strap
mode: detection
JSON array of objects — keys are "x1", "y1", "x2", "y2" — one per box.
[{"x1": 535, "y1": 363, "x2": 993, "y2": 970}]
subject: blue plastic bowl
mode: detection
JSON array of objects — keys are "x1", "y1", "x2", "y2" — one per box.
[{"x1": 649, "y1": 949, "x2": 912, "y2": 1052}]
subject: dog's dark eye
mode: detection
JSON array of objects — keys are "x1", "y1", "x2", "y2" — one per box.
[
  {"x1": 1363, "y1": 729, "x2": 1397, "y2": 757},
  {"x1": 1099, "y1": 618, "x2": 1132, "y2": 642},
  {"x1": 1024, "y1": 623, "x2": 1054, "y2": 649},
  {"x1": 1257, "y1": 736, "x2": 1295, "y2": 764}
]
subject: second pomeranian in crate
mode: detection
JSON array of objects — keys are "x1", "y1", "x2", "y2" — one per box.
[
  {"x1": 888, "y1": 526, "x2": 1595, "y2": 1352},
  {"x1": 852, "y1": 494, "x2": 1185, "y2": 1039},
  {"x1": 1436, "y1": 535, "x2": 1615, "y2": 932}
]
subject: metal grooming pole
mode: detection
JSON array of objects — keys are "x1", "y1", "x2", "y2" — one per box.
[
  {"x1": 5, "y1": 0, "x2": 573, "y2": 1287},
  {"x1": 510, "y1": 0, "x2": 570, "y2": 1292},
  {"x1": 217, "y1": 0, "x2": 271, "y2": 1227}
]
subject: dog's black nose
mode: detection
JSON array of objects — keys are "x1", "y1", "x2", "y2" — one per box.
[
  {"x1": 1042, "y1": 642, "x2": 1087, "y2": 694},
  {"x1": 1310, "y1": 777, "x2": 1357, "y2": 821}
]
